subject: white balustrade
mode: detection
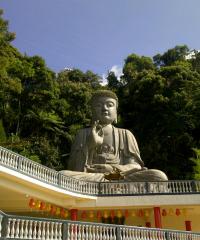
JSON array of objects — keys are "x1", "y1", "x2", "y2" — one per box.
[
  {"x1": 2, "y1": 217, "x2": 63, "y2": 240},
  {"x1": 1, "y1": 146, "x2": 200, "y2": 196},
  {"x1": 67, "y1": 223, "x2": 119, "y2": 240}
]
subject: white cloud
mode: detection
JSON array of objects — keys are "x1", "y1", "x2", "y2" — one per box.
[
  {"x1": 110, "y1": 65, "x2": 123, "y2": 80},
  {"x1": 101, "y1": 65, "x2": 123, "y2": 85},
  {"x1": 102, "y1": 73, "x2": 108, "y2": 86}
]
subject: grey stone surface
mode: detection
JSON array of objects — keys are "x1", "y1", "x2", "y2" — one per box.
[{"x1": 60, "y1": 90, "x2": 168, "y2": 182}]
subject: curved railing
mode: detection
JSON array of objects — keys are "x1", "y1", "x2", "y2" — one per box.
[
  {"x1": 99, "y1": 180, "x2": 200, "y2": 195},
  {"x1": 0, "y1": 211, "x2": 200, "y2": 240},
  {"x1": 0, "y1": 146, "x2": 99, "y2": 195},
  {"x1": 1, "y1": 146, "x2": 200, "y2": 196}
]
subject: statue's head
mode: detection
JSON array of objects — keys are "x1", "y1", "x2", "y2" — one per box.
[{"x1": 91, "y1": 90, "x2": 118, "y2": 124}]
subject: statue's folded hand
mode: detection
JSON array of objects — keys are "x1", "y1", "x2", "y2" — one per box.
[
  {"x1": 86, "y1": 164, "x2": 113, "y2": 173},
  {"x1": 113, "y1": 163, "x2": 142, "y2": 176}
]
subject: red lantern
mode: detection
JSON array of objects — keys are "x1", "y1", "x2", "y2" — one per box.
[
  {"x1": 50, "y1": 205, "x2": 56, "y2": 215},
  {"x1": 60, "y1": 208, "x2": 65, "y2": 217},
  {"x1": 40, "y1": 202, "x2": 46, "y2": 211},
  {"x1": 81, "y1": 211, "x2": 87, "y2": 219},
  {"x1": 29, "y1": 198, "x2": 36, "y2": 208},
  {"x1": 125, "y1": 210, "x2": 129, "y2": 218},
  {"x1": 176, "y1": 209, "x2": 181, "y2": 216},
  {"x1": 97, "y1": 211, "x2": 102, "y2": 219},
  {"x1": 162, "y1": 209, "x2": 167, "y2": 216},
  {"x1": 110, "y1": 210, "x2": 115, "y2": 219},
  {"x1": 138, "y1": 209, "x2": 144, "y2": 217}
]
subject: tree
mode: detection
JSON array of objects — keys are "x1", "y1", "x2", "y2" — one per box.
[
  {"x1": 107, "y1": 71, "x2": 122, "y2": 90},
  {"x1": 189, "y1": 51, "x2": 200, "y2": 73},
  {"x1": 57, "y1": 68, "x2": 101, "y2": 87},
  {"x1": 0, "y1": 9, "x2": 22, "y2": 137},
  {"x1": 120, "y1": 50, "x2": 200, "y2": 179},
  {"x1": 153, "y1": 45, "x2": 189, "y2": 67},
  {"x1": 123, "y1": 54, "x2": 155, "y2": 84},
  {"x1": 190, "y1": 148, "x2": 200, "y2": 180}
]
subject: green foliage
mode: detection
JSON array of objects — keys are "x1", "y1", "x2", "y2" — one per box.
[
  {"x1": 119, "y1": 46, "x2": 200, "y2": 179},
  {"x1": 190, "y1": 148, "x2": 200, "y2": 180},
  {"x1": 0, "y1": 9, "x2": 15, "y2": 45},
  {"x1": 153, "y1": 45, "x2": 189, "y2": 66},
  {"x1": 0, "y1": 119, "x2": 6, "y2": 142},
  {"x1": 123, "y1": 54, "x2": 155, "y2": 84},
  {"x1": 0, "y1": 10, "x2": 103, "y2": 169},
  {"x1": 107, "y1": 71, "x2": 122, "y2": 90},
  {"x1": 19, "y1": 148, "x2": 41, "y2": 163},
  {"x1": 189, "y1": 51, "x2": 200, "y2": 73}
]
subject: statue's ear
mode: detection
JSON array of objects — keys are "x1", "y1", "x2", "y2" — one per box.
[
  {"x1": 91, "y1": 110, "x2": 97, "y2": 124},
  {"x1": 113, "y1": 117, "x2": 117, "y2": 124}
]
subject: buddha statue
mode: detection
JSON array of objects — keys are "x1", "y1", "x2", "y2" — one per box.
[{"x1": 60, "y1": 90, "x2": 168, "y2": 182}]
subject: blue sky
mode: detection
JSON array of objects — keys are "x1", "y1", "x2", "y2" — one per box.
[{"x1": 1, "y1": 0, "x2": 200, "y2": 79}]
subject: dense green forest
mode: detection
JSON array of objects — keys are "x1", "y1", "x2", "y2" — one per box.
[{"x1": 1, "y1": 10, "x2": 200, "y2": 180}]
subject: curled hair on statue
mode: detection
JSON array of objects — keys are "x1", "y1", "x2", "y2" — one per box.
[{"x1": 90, "y1": 90, "x2": 118, "y2": 108}]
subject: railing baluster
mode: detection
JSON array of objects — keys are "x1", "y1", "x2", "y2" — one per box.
[
  {"x1": 46, "y1": 222, "x2": 50, "y2": 240},
  {"x1": 0, "y1": 214, "x2": 3, "y2": 238},
  {"x1": 77, "y1": 224, "x2": 81, "y2": 240},
  {"x1": 10, "y1": 218, "x2": 16, "y2": 238},
  {"x1": 81, "y1": 224, "x2": 85, "y2": 240},
  {"x1": 23, "y1": 220, "x2": 28, "y2": 239},
  {"x1": 6, "y1": 218, "x2": 11, "y2": 238},
  {"x1": 37, "y1": 221, "x2": 42, "y2": 239},
  {"x1": 19, "y1": 219, "x2": 24, "y2": 238},
  {"x1": 50, "y1": 222, "x2": 55, "y2": 239},
  {"x1": 58, "y1": 222, "x2": 62, "y2": 240},
  {"x1": 41, "y1": 221, "x2": 46, "y2": 240},
  {"x1": 28, "y1": 220, "x2": 33, "y2": 239},
  {"x1": 33, "y1": 221, "x2": 37, "y2": 239},
  {"x1": 85, "y1": 224, "x2": 89, "y2": 240},
  {"x1": 67, "y1": 223, "x2": 71, "y2": 240},
  {"x1": 54, "y1": 222, "x2": 59, "y2": 240}
]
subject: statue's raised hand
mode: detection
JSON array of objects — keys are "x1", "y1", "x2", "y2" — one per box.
[{"x1": 89, "y1": 120, "x2": 104, "y2": 147}]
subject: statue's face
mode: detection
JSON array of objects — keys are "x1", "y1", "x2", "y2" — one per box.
[{"x1": 92, "y1": 97, "x2": 117, "y2": 124}]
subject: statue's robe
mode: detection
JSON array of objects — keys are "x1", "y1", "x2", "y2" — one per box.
[{"x1": 60, "y1": 127, "x2": 168, "y2": 182}]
